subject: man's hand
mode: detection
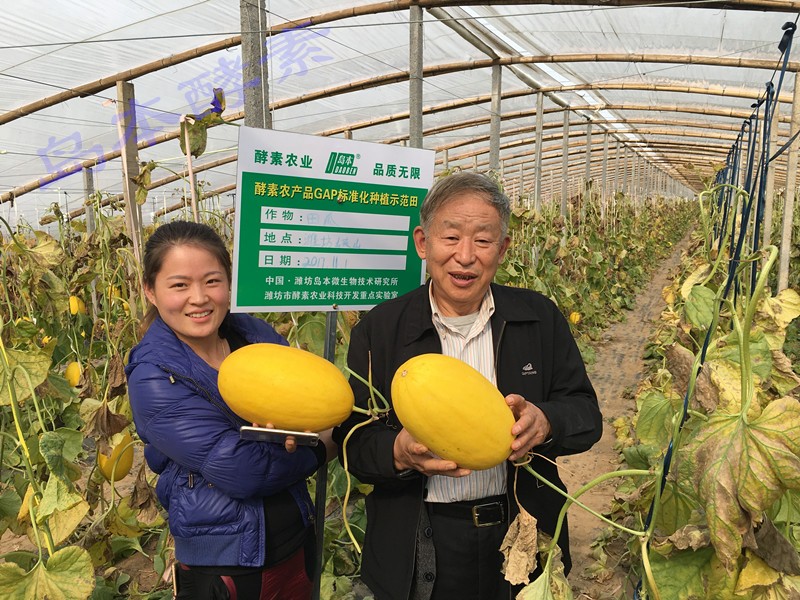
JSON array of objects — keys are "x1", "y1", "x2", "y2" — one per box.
[
  {"x1": 393, "y1": 428, "x2": 471, "y2": 478},
  {"x1": 506, "y1": 394, "x2": 552, "y2": 461}
]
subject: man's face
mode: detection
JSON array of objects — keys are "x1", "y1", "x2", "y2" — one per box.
[{"x1": 413, "y1": 191, "x2": 510, "y2": 317}]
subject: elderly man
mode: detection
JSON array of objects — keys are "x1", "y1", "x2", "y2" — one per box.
[{"x1": 333, "y1": 172, "x2": 603, "y2": 600}]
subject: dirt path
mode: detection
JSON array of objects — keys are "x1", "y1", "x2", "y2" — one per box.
[{"x1": 561, "y1": 232, "x2": 694, "y2": 599}]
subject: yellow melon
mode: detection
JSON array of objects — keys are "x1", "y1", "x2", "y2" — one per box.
[
  {"x1": 65, "y1": 361, "x2": 82, "y2": 387},
  {"x1": 218, "y1": 343, "x2": 354, "y2": 432},
  {"x1": 391, "y1": 353, "x2": 515, "y2": 470},
  {"x1": 98, "y1": 432, "x2": 135, "y2": 482},
  {"x1": 69, "y1": 295, "x2": 87, "y2": 315}
]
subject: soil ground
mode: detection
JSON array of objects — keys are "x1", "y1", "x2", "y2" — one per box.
[{"x1": 562, "y1": 231, "x2": 693, "y2": 599}]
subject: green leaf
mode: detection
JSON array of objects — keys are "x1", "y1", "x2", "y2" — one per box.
[
  {"x1": 622, "y1": 444, "x2": 661, "y2": 470},
  {"x1": 649, "y1": 546, "x2": 714, "y2": 598},
  {"x1": 635, "y1": 389, "x2": 675, "y2": 448},
  {"x1": 684, "y1": 285, "x2": 716, "y2": 331},
  {"x1": 39, "y1": 431, "x2": 83, "y2": 485},
  {"x1": 0, "y1": 488, "x2": 22, "y2": 530},
  {"x1": 0, "y1": 347, "x2": 51, "y2": 406},
  {"x1": 656, "y1": 480, "x2": 701, "y2": 537},
  {"x1": 0, "y1": 546, "x2": 94, "y2": 600},
  {"x1": 37, "y1": 477, "x2": 83, "y2": 522}
]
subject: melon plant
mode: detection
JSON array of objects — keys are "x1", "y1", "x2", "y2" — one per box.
[
  {"x1": 391, "y1": 353, "x2": 514, "y2": 470},
  {"x1": 218, "y1": 343, "x2": 354, "y2": 431}
]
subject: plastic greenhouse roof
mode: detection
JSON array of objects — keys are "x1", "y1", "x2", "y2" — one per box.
[{"x1": 1, "y1": 0, "x2": 798, "y2": 230}]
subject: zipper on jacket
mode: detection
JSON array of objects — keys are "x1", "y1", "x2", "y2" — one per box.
[
  {"x1": 494, "y1": 319, "x2": 507, "y2": 376},
  {"x1": 188, "y1": 472, "x2": 194, "y2": 488},
  {"x1": 159, "y1": 366, "x2": 243, "y2": 426}
]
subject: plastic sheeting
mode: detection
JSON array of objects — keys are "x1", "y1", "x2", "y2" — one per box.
[{"x1": 0, "y1": 1, "x2": 797, "y2": 227}]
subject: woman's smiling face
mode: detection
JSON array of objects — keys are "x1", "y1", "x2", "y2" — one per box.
[{"x1": 144, "y1": 244, "x2": 230, "y2": 349}]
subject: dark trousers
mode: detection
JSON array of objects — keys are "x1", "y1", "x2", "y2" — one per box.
[
  {"x1": 174, "y1": 546, "x2": 312, "y2": 600},
  {"x1": 418, "y1": 497, "x2": 522, "y2": 600}
]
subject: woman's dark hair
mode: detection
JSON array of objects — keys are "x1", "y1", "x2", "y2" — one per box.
[{"x1": 140, "y1": 220, "x2": 231, "y2": 334}]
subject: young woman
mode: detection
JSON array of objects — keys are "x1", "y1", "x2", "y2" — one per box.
[{"x1": 125, "y1": 220, "x2": 329, "y2": 600}]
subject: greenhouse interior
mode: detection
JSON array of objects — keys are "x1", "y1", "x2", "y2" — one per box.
[{"x1": 1, "y1": 1, "x2": 799, "y2": 599}]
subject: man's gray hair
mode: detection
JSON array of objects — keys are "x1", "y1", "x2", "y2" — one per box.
[{"x1": 419, "y1": 172, "x2": 511, "y2": 237}]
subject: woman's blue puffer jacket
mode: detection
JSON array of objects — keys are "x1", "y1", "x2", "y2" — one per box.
[{"x1": 125, "y1": 313, "x2": 322, "y2": 567}]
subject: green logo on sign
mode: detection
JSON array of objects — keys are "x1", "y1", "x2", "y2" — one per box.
[{"x1": 325, "y1": 152, "x2": 358, "y2": 176}]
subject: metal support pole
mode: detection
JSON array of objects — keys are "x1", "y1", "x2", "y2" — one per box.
[
  {"x1": 489, "y1": 64, "x2": 502, "y2": 172},
  {"x1": 241, "y1": 0, "x2": 270, "y2": 128},
  {"x1": 778, "y1": 76, "x2": 800, "y2": 291},
  {"x1": 409, "y1": 6, "x2": 424, "y2": 149},
  {"x1": 561, "y1": 110, "x2": 569, "y2": 218},
  {"x1": 533, "y1": 92, "x2": 543, "y2": 211},
  {"x1": 518, "y1": 162, "x2": 524, "y2": 206}
]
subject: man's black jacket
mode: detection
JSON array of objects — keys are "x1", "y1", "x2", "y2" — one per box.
[{"x1": 333, "y1": 282, "x2": 603, "y2": 600}]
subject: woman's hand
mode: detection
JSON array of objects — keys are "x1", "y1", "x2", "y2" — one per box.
[{"x1": 254, "y1": 422, "x2": 298, "y2": 453}]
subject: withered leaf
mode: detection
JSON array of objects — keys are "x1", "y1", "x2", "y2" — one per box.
[
  {"x1": 500, "y1": 506, "x2": 538, "y2": 586},
  {"x1": 665, "y1": 343, "x2": 694, "y2": 398},
  {"x1": 83, "y1": 402, "x2": 129, "y2": 453},
  {"x1": 667, "y1": 524, "x2": 711, "y2": 551},
  {"x1": 130, "y1": 463, "x2": 160, "y2": 525},
  {"x1": 106, "y1": 354, "x2": 127, "y2": 399},
  {"x1": 753, "y1": 517, "x2": 800, "y2": 576}
]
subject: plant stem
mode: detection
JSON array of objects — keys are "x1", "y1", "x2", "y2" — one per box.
[{"x1": 521, "y1": 464, "x2": 649, "y2": 541}]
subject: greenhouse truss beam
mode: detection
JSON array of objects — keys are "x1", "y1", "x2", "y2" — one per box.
[{"x1": 3, "y1": 72, "x2": 785, "y2": 207}]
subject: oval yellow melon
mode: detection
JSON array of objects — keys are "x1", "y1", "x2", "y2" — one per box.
[
  {"x1": 98, "y1": 432, "x2": 135, "y2": 482},
  {"x1": 65, "y1": 361, "x2": 82, "y2": 387},
  {"x1": 218, "y1": 343, "x2": 354, "y2": 432},
  {"x1": 391, "y1": 354, "x2": 515, "y2": 470}
]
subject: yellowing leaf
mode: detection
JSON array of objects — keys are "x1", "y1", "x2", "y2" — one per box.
[
  {"x1": 0, "y1": 546, "x2": 94, "y2": 600},
  {"x1": 680, "y1": 264, "x2": 712, "y2": 300},
  {"x1": 736, "y1": 552, "x2": 780, "y2": 594},
  {"x1": 25, "y1": 232, "x2": 66, "y2": 269},
  {"x1": 688, "y1": 397, "x2": 800, "y2": 570},
  {"x1": 757, "y1": 289, "x2": 800, "y2": 350},
  {"x1": 0, "y1": 347, "x2": 51, "y2": 406},
  {"x1": 706, "y1": 359, "x2": 745, "y2": 415}
]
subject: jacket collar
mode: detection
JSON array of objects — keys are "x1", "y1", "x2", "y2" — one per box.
[{"x1": 401, "y1": 281, "x2": 541, "y2": 346}]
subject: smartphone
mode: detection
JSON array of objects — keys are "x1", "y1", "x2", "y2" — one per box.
[{"x1": 240, "y1": 425, "x2": 320, "y2": 446}]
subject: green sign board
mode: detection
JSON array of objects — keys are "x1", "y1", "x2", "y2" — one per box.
[{"x1": 233, "y1": 127, "x2": 435, "y2": 312}]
